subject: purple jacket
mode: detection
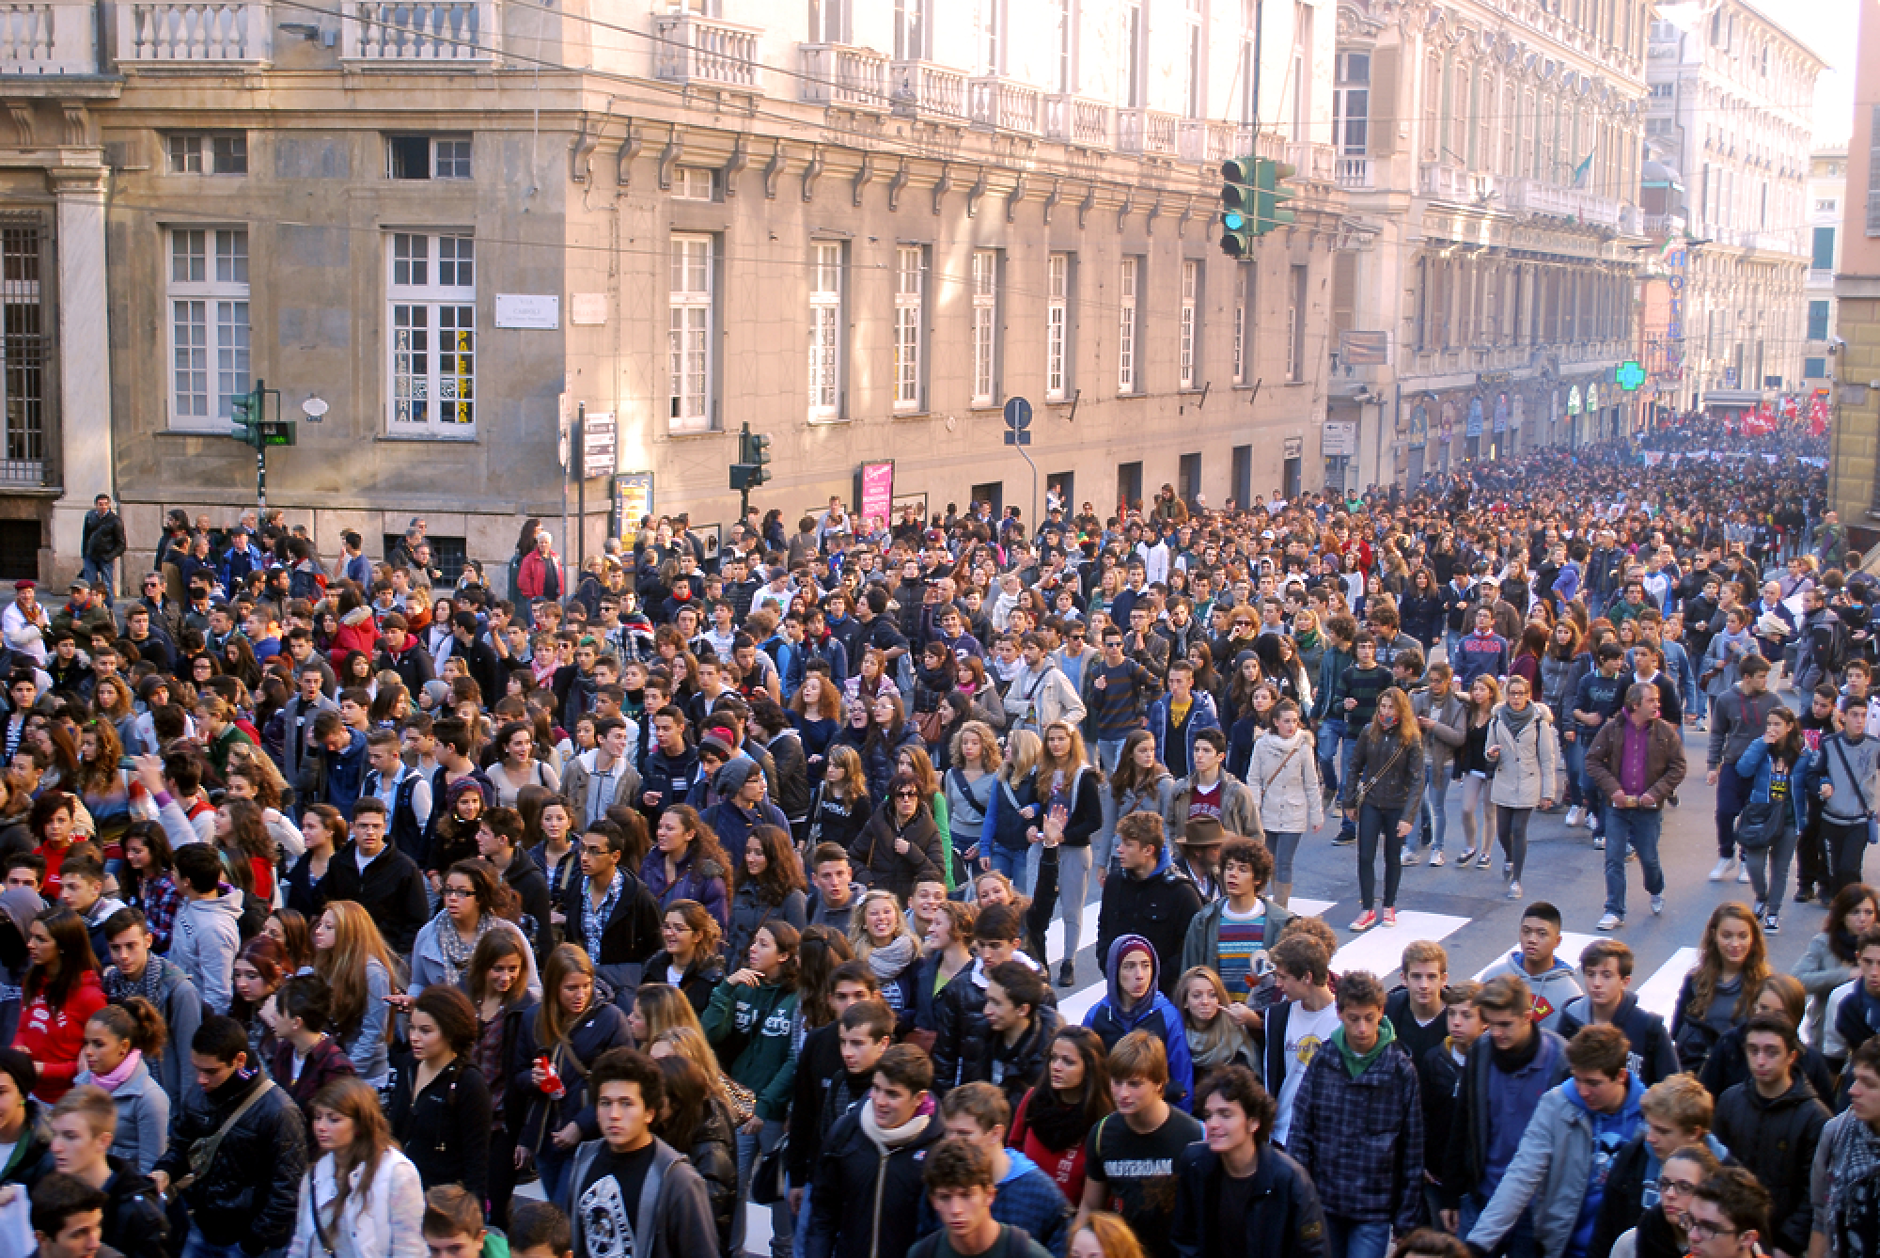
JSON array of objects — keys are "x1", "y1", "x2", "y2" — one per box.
[{"x1": 640, "y1": 847, "x2": 730, "y2": 932}]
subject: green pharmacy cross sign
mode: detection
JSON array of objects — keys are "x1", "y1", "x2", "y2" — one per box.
[{"x1": 1615, "y1": 361, "x2": 1647, "y2": 392}]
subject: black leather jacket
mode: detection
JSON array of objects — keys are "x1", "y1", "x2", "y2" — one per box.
[{"x1": 151, "y1": 1067, "x2": 308, "y2": 1251}]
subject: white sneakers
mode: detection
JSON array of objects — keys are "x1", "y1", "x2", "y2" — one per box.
[
  {"x1": 1710, "y1": 857, "x2": 1738, "y2": 882},
  {"x1": 1566, "y1": 806, "x2": 1587, "y2": 829},
  {"x1": 1597, "y1": 913, "x2": 1623, "y2": 931}
]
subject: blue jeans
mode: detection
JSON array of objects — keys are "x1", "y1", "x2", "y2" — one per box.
[
  {"x1": 1097, "y1": 738, "x2": 1126, "y2": 775},
  {"x1": 792, "y1": 1180, "x2": 813, "y2": 1258},
  {"x1": 1323, "y1": 1215, "x2": 1391, "y2": 1258},
  {"x1": 81, "y1": 556, "x2": 114, "y2": 603},
  {"x1": 989, "y1": 843, "x2": 1029, "y2": 892},
  {"x1": 1421, "y1": 762, "x2": 1450, "y2": 852},
  {"x1": 1562, "y1": 730, "x2": 1588, "y2": 809},
  {"x1": 537, "y1": 1141, "x2": 574, "y2": 1205},
  {"x1": 1318, "y1": 718, "x2": 1346, "y2": 796},
  {"x1": 1603, "y1": 805, "x2": 1666, "y2": 918},
  {"x1": 1444, "y1": 630, "x2": 1463, "y2": 664}
]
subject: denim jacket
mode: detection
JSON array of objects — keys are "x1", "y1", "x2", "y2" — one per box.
[{"x1": 1735, "y1": 737, "x2": 1817, "y2": 833}]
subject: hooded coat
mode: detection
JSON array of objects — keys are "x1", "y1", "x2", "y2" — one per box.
[
  {"x1": 1478, "y1": 948, "x2": 1585, "y2": 1033},
  {"x1": 1083, "y1": 935, "x2": 1196, "y2": 1111}
]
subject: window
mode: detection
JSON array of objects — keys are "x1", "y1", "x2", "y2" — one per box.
[
  {"x1": 388, "y1": 135, "x2": 472, "y2": 180},
  {"x1": 1290, "y1": 2, "x2": 1310, "y2": 141},
  {"x1": 970, "y1": 249, "x2": 999, "y2": 406},
  {"x1": 894, "y1": 0, "x2": 926, "y2": 60},
  {"x1": 1046, "y1": 252, "x2": 1071, "y2": 401},
  {"x1": 167, "y1": 133, "x2": 247, "y2": 175},
  {"x1": 168, "y1": 227, "x2": 250, "y2": 429},
  {"x1": 893, "y1": 245, "x2": 925, "y2": 411},
  {"x1": 808, "y1": 0, "x2": 848, "y2": 43},
  {"x1": 974, "y1": 0, "x2": 1001, "y2": 74},
  {"x1": 808, "y1": 241, "x2": 843, "y2": 420},
  {"x1": 0, "y1": 222, "x2": 46, "y2": 470},
  {"x1": 1809, "y1": 300, "x2": 1830, "y2": 341},
  {"x1": 1124, "y1": 0, "x2": 1144, "y2": 109},
  {"x1": 673, "y1": 167, "x2": 717, "y2": 201},
  {"x1": 1813, "y1": 225, "x2": 1836, "y2": 271},
  {"x1": 1185, "y1": 0, "x2": 1202, "y2": 119},
  {"x1": 1286, "y1": 263, "x2": 1307, "y2": 382},
  {"x1": 1818, "y1": 199, "x2": 1839, "y2": 214},
  {"x1": 1649, "y1": 82, "x2": 1674, "y2": 99},
  {"x1": 1117, "y1": 256, "x2": 1139, "y2": 393},
  {"x1": 1054, "y1": 0, "x2": 1075, "y2": 94},
  {"x1": 1805, "y1": 356, "x2": 1827, "y2": 378},
  {"x1": 1334, "y1": 53, "x2": 1370, "y2": 155},
  {"x1": 669, "y1": 234, "x2": 714, "y2": 432},
  {"x1": 1179, "y1": 259, "x2": 1199, "y2": 389},
  {"x1": 387, "y1": 232, "x2": 474, "y2": 435}
]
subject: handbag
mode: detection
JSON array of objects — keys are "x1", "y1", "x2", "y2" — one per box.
[
  {"x1": 723, "y1": 1072, "x2": 757, "y2": 1126},
  {"x1": 1732, "y1": 799, "x2": 1782, "y2": 851},
  {"x1": 751, "y1": 1132, "x2": 790, "y2": 1205},
  {"x1": 915, "y1": 707, "x2": 946, "y2": 745},
  {"x1": 172, "y1": 1076, "x2": 275, "y2": 1195},
  {"x1": 1352, "y1": 739, "x2": 1407, "y2": 812}
]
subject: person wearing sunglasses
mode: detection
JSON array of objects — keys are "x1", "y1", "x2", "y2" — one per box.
[{"x1": 850, "y1": 771, "x2": 946, "y2": 902}]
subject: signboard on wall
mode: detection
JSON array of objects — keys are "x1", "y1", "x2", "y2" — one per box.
[
  {"x1": 857, "y1": 460, "x2": 895, "y2": 527},
  {"x1": 612, "y1": 472, "x2": 654, "y2": 538},
  {"x1": 1322, "y1": 421, "x2": 1358, "y2": 456}
]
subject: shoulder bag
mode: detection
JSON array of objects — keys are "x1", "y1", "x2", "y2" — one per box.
[
  {"x1": 172, "y1": 1076, "x2": 275, "y2": 1195},
  {"x1": 1352, "y1": 738, "x2": 1407, "y2": 812}
]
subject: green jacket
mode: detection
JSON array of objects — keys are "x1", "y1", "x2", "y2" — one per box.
[{"x1": 702, "y1": 975, "x2": 800, "y2": 1121}]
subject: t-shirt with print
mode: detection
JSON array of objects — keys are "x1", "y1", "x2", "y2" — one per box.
[
  {"x1": 577, "y1": 1140, "x2": 658, "y2": 1258},
  {"x1": 1082, "y1": 1108, "x2": 1205, "y2": 1258},
  {"x1": 1271, "y1": 1000, "x2": 1341, "y2": 1147}
]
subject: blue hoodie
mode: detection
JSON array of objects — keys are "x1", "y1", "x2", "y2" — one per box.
[
  {"x1": 1569, "y1": 1072, "x2": 1646, "y2": 1258},
  {"x1": 1084, "y1": 933, "x2": 1195, "y2": 1110}
]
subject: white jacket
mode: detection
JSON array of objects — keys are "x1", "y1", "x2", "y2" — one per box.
[
  {"x1": 1486, "y1": 703, "x2": 1560, "y2": 809},
  {"x1": 289, "y1": 1147, "x2": 425, "y2": 1258},
  {"x1": 1243, "y1": 729, "x2": 1325, "y2": 835}
]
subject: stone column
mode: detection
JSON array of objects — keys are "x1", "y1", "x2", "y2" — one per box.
[{"x1": 46, "y1": 161, "x2": 112, "y2": 582}]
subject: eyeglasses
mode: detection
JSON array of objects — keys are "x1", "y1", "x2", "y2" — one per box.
[
  {"x1": 442, "y1": 886, "x2": 474, "y2": 898},
  {"x1": 1684, "y1": 1218, "x2": 1737, "y2": 1242},
  {"x1": 1657, "y1": 1176, "x2": 1700, "y2": 1196}
]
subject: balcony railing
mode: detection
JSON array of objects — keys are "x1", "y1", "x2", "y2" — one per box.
[
  {"x1": 344, "y1": 0, "x2": 492, "y2": 60},
  {"x1": 1419, "y1": 161, "x2": 1473, "y2": 201},
  {"x1": 652, "y1": 12, "x2": 758, "y2": 89},
  {"x1": 1285, "y1": 140, "x2": 1336, "y2": 183},
  {"x1": 1042, "y1": 93, "x2": 1109, "y2": 147},
  {"x1": 889, "y1": 59, "x2": 964, "y2": 119},
  {"x1": 0, "y1": 1, "x2": 99, "y2": 75},
  {"x1": 0, "y1": 459, "x2": 44, "y2": 485},
  {"x1": 799, "y1": 42, "x2": 885, "y2": 110},
  {"x1": 968, "y1": 75, "x2": 1039, "y2": 135},
  {"x1": 1116, "y1": 108, "x2": 1177, "y2": 157},
  {"x1": 1335, "y1": 155, "x2": 1373, "y2": 188},
  {"x1": 120, "y1": 1, "x2": 269, "y2": 62}
]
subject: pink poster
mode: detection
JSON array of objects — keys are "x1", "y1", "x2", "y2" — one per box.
[{"x1": 860, "y1": 461, "x2": 894, "y2": 527}]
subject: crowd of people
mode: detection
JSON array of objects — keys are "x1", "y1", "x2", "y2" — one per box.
[{"x1": 0, "y1": 418, "x2": 1870, "y2": 1258}]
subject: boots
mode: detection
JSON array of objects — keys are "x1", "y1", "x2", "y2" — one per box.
[{"x1": 1272, "y1": 881, "x2": 1292, "y2": 908}]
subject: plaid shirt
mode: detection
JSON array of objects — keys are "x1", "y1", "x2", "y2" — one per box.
[
  {"x1": 1286, "y1": 1034, "x2": 1424, "y2": 1231},
  {"x1": 132, "y1": 870, "x2": 184, "y2": 951}
]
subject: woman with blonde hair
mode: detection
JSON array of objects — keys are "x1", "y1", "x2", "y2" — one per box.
[
  {"x1": 981, "y1": 729, "x2": 1043, "y2": 890},
  {"x1": 628, "y1": 980, "x2": 707, "y2": 1048},
  {"x1": 849, "y1": 888, "x2": 922, "y2": 1015},
  {"x1": 1175, "y1": 966, "x2": 1257, "y2": 1094},
  {"x1": 1036, "y1": 719, "x2": 1103, "y2": 985},
  {"x1": 311, "y1": 900, "x2": 405, "y2": 1087},
  {"x1": 289, "y1": 1075, "x2": 425, "y2": 1258}
]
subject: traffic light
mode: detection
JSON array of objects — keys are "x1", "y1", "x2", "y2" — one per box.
[
  {"x1": 228, "y1": 380, "x2": 294, "y2": 448},
  {"x1": 1219, "y1": 156, "x2": 1258, "y2": 259},
  {"x1": 1254, "y1": 159, "x2": 1297, "y2": 236},
  {"x1": 731, "y1": 424, "x2": 772, "y2": 492}
]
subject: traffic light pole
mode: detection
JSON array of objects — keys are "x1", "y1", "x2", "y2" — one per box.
[
  {"x1": 255, "y1": 377, "x2": 269, "y2": 511},
  {"x1": 737, "y1": 420, "x2": 752, "y2": 523},
  {"x1": 575, "y1": 402, "x2": 587, "y2": 586}
]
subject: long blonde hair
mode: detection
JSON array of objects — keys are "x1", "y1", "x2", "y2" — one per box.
[
  {"x1": 848, "y1": 889, "x2": 919, "y2": 963},
  {"x1": 312, "y1": 901, "x2": 403, "y2": 1043},
  {"x1": 653, "y1": 1024, "x2": 733, "y2": 1109},
  {"x1": 947, "y1": 720, "x2": 1003, "y2": 775},
  {"x1": 1001, "y1": 729, "x2": 1043, "y2": 784},
  {"x1": 534, "y1": 943, "x2": 597, "y2": 1048}
]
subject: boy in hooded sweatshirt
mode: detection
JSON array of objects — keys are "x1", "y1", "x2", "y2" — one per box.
[
  {"x1": 1465, "y1": 1024, "x2": 1646, "y2": 1258},
  {"x1": 1478, "y1": 901, "x2": 1584, "y2": 1032},
  {"x1": 1083, "y1": 935, "x2": 1195, "y2": 1112},
  {"x1": 166, "y1": 843, "x2": 242, "y2": 1016}
]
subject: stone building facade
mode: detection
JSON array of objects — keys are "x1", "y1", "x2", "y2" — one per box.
[{"x1": 0, "y1": 0, "x2": 1360, "y2": 581}]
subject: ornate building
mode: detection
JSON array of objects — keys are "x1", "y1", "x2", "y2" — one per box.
[{"x1": 1329, "y1": 0, "x2": 1648, "y2": 490}]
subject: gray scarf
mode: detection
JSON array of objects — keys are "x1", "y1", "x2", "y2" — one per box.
[
  {"x1": 433, "y1": 910, "x2": 495, "y2": 986},
  {"x1": 1499, "y1": 703, "x2": 1538, "y2": 740}
]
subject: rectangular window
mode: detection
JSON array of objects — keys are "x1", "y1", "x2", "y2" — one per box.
[
  {"x1": 167, "y1": 133, "x2": 248, "y2": 175},
  {"x1": 1286, "y1": 263, "x2": 1307, "y2": 382},
  {"x1": 975, "y1": 0, "x2": 1001, "y2": 74},
  {"x1": 1054, "y1": 0, "x2": 1074, "y2": 94},
  {"x1": 1117, "y1": 256, "x2": 1139, "y2": 393},
  {"x1": 1179, "y1": 259, "x2": 1199, "y2": 389},
  {"x1": 386, "y1": 232, "x2": 474, "y2": 436},
  {"x1": 168, "y1": 227, "x2": 251, "y2": 429},
  {"x1": 1046, "y1": 252, "x2": 1071, "y2": 401},
  {"x1": 1808, "y1": 300, "x2": 1831, "y2": 341},
  {"x1": 1805, "y1": 356, "x2": 1827, "y2": 378},
  {"x1": 808, "y1": 241, "x2": 843, "y2": 420},
  {"x1": 1125, "y1": 0, "x2": 1144, "y2": 109},
  {"x1": 893, "y1": 245, "x2": 925, "y2": 411},
  {"x1": 970, "y1": 249, "x2": 999, "y2": 406},
  {"x1": 388, "y1": 135, "x2": 472, "y2": 180},
  {"x1": 1334, "y1": 52, "x2": 1370, "y2": 154},
  {"x1": 894, "y1": 0, "x2": 926, "y2": 60},
  {"x1": 0, "y1": 222, "x2": 46, "y2": 468},
  {"x1": 1813, "y1": 225, "x2": 1837, "y2": 270},
  {"x1": 669, "y1": 233, "x2": 714, "y2": 432},
  {"x1": 674, "y1": 167, "x2": 717, "y2": 202}
]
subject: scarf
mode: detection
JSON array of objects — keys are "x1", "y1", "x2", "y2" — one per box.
[
  {"x1": 434, "y1": 910, "x2": 495, "y2": 986},
  {"x1": 861, "y1": 1096, "x2": 929, "y2": 1153},
  {"x1": 93, "y1": 1048, "x2": 142, "y2": 1092},
  {"x1": 106, "y1": 958, "x2": 168, "y2": 1006},
  {"x1": 863, "y1": 934, "x2": 919, "y2": 986},
  {"x1": 1499, "y1": 702, "x2": 1538, "y2": 739},
  {"x1": 1830, "y1": 1115, "x2": 1880, "y2": 1254},
  {"x1": 1023, "y1": 1086, "x2": 1095, "y2": 1153},
  {"x1": 1185, "y1": 1014, "x2": 1251, "y2": 1071}
]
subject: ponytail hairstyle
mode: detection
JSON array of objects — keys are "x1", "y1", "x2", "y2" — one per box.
[{"x1": 87, "y1": 996, "x2": 167, "y2": 1058}]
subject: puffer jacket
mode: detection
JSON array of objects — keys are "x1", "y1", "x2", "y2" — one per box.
[
  {"x1": 1341, "y1": 722, "x2": 1427, "y2": 812},
  {"x1": 849, "y1": 801, "x2": 946, "y2": 901},
  {"x1": 1485, "y1": 704, "x2": 1559, "y2": 809},
  {"x1": 1711, "y1": 1074, "x2": 1830, "y2": 1256},
  {"x1": 1242, "y1": 729, "x2": 1324, "y2": 834},
  {"x1": 152, "y1": 1067, "x2": 308, "y2": 1252},
  {"x1": 932, "y1": 953, "x2": 1056, "y2": 1093}
]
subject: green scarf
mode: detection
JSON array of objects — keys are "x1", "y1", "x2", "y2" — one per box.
[{"x1": 1332, "y1": 1017, "x2": 1397, "y2": 1080}]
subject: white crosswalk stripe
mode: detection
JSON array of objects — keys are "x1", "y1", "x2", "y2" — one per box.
[
  {"x1": 1633, "y1": 947, "x2": 1699, "y2": 1023},
  {"x1": 1332, "y1": 911, "x2": 1472, "y2": 977}
]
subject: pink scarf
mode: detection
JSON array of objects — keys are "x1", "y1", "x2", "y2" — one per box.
[{"x1": 92, "y1": 1048, "x2": 142, "y2": 1092}]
